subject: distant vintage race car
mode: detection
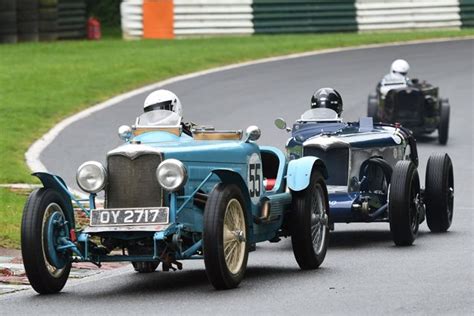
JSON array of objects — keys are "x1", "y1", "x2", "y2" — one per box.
[
  {"x1": 276, "y1": 108, "x2": 454, "y2": 246},
  {"x1": 367, "y1": 78, "x2": 450, "y2": 144},
  {"x1": 21, "y1": 109, "x2": 331, "y2": 294}
]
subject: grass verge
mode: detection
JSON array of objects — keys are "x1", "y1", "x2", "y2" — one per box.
[{"x1": 0, "y1": 29, "x2": 473, "y2": 248}]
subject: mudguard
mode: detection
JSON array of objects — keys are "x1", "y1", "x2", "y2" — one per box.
[
  {"x1": 211, "y1": 169, "x2": 254, "y2": 237},
  {"x1": 287, "y1": 156, "x2": 328, "y2": 192},
  {"x1": 32, "y1": 172, "x2": 75, "y2": 228}
]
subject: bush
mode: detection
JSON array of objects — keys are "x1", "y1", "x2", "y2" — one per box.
[{"x1": 86, "y1": 0, "x2": 121, "y2": 27}]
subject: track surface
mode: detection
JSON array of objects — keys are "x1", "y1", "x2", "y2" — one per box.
[{"x1": 4, "y1": 39, "x2": 473, "y2": 314}]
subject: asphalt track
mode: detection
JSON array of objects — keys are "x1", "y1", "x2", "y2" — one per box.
[{"x1": 2, "y1": 39, "x2": 473, "y2": 314}]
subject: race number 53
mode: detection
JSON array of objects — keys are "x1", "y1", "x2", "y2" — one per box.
[{"x1": 248, "y1": 153, "x2": 262, "y2": 202}]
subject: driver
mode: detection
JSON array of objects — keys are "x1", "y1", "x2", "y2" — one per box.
[
  {"x1": 378, "y1": 59, "x2": 411, "y2": 96},
  {"x1": 310, "y1": 87, "x2": 343, "y2": 117},
  {"x1": 143, "y1": 89, "x2": 193, "y2": 136}
]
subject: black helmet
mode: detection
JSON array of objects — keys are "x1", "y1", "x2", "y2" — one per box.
[{"x1": 310, "y1": 88, "x2": 343, "y2": 116}]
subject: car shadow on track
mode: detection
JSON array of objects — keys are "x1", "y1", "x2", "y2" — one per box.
[{"x1": 49, "y1": 264, "x2": 330, "y2": 299}]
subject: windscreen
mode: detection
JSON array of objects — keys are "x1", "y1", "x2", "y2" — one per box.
[
  {"x1": 300, "y1": 108, "x2": 339, "y2": 121},
  {"x1": 136, "y1": 110, "x2": 181, "y2": 127}
]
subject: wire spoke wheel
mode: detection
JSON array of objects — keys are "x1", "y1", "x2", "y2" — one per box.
[
  {"x1": 204, "y1": 184, "x2": 249, "y2": 290},
  {"x1": 291, "y1": 169, "x2": 329, "y2": 270},
  {"x1": 223, "y1": 199, "x2": 246, "y2": 274}
]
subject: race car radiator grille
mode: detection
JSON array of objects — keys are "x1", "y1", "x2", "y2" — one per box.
[
  {"x1": 105, "y1": 154, "x2": 163, "y2": 208},
  {"x1": 303, "y1": 147, "x2": 349, "y2": 186}
]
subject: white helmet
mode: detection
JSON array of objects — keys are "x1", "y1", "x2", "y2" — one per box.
[
  {"x1": 390, "y1": 59, "x2": 410, "y2": 76},
  {"x1": 143, "y1": 89, "x2": 182, "y2": 117}
]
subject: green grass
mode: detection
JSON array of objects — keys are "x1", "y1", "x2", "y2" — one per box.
[
  {"x1": 0, "y1": 29, "x2": 473, "y2": 248},
  {"x1": 0, "y1": 188, "x2": 27, "y2": 248}
]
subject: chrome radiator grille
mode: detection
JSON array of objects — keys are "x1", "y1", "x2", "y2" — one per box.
[
  {"x1": 303, "y1": 147, "x2": 349, "y2": 186},
  {"x1": 105, "y1": 154, "x2": 163, "y2": 208}
]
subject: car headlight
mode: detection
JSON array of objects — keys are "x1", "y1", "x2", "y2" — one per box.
[
  {"x1": 156, "y1": 159, "x2": 187, "y2": 192},
  {"x1": 76, "y1": 161, "x2": 107, "y2": 193}
]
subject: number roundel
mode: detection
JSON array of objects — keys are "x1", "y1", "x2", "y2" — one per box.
[{"x1": 248, "y1": 153, "x2": 263, "y2": 203}]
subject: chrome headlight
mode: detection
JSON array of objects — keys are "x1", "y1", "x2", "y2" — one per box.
[
  {"x1": 156, "y1": 159, "x2": 187, "y2": 192},
  {"x1": 76, "y1": 161, "x2": 107, "y2": 193}
]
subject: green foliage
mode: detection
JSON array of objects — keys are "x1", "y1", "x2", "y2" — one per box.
[{"x1": 86, "y1": 0, "x2": 122, "y2": 26}]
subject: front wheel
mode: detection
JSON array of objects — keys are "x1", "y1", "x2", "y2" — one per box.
[
  {"x1": 425, "y1": 153, "x2": 454, "y2": 232},
  {"x1": 389, "y1": 161, "x2": 421, "y2": 246},
  {"x1": 290, "y1": 169, "x2": 329, "y2": 269},
  {"x1": 21, "y1": 188, "x2": 72, "y2": 294},
  {"x1": 203, "y1": 183, "x2": 249, "y2": 290}
]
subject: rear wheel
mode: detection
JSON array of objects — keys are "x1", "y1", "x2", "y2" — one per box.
[
  {"x1": 203, "y1": 183, "x2": 249, "y2": 290},
  {"x1": 425, "y1": 153, "x2": 454, "y2": 232},
  {"x1": 21, "y1": 188, "x2": 72, "y2": 294},
  {"x1": 291, "y1": 169, "x2": 329, "y2": 269},
  {"x1": 389, "y1": 161, "x2": 421, "y2": 246},
  {"x1": 438, "y1": 100, "x2": 450, "y2": 145}
]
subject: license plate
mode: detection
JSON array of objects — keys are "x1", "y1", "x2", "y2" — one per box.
[{"x1": 90, "y1": 207, "x2": 169, "y2": 226}]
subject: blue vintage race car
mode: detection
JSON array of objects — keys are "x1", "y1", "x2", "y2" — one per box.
[
  {"x1": 21, "y1": 109, "x2": 330, "y2": 294},
  {"x1": 276, "y1": 108, "x2": 454, "y2": 246}
]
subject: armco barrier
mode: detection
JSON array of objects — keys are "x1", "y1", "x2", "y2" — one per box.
[
  {"x1": 356, "y1": 0, "x2": 461, "y2": 31},
  {"x1": 121, "y1": 0, "x2": 143, "y2": 39},
  {"x1": 174, "y1": 0, "x2": 253, "y2": 36},
  {"x1": 460, "y1": 0, "x2": 474, "y2": 27},
  {"x1": 252, "y1": 0, "x2": 357, "y2": 33},
  {"x1": 119, "y1": 0, "x2": 470, "y2": 39}
]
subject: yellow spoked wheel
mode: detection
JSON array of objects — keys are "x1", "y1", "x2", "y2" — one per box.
[
  {"x1": 223, "y1": 199, "x2": 246, "y2": 274},
  {"x1": 204, "y1": 184, "x2": 249, "y2": 290}
]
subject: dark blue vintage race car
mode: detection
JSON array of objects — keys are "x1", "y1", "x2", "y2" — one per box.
[
  {"x1": 276, "y1": 108, "x2": 454, "y2": 246},
  {"x1": 21, "y1": 109, "x2": 330, "y2": 294}
]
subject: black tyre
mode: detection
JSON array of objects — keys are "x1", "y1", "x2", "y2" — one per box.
[
  {"x1": 39, "y1": 8, "x2": 58, "y2": 20},
  {"x1": 0, "y1": 34, "x2": 17, "y2": 43},
  {"x1": 203, "y1": 183, "x2": 249, "y2": 290},
  {"x1": 290, "y1": 169, "x2": 329, "y2": 269},
  {"x1": 438, "y1": 100, "x2": 450, "y2": 145},
  {"x1": 131, "y1": 261, "x2": 159, "y2": 273},
  {"x1": 425, "y1": 153, "x2": 454, "y2": 232},
  {"x1": 389, "y1": 161, "x2": 421, "y2": 246},
  {"x1": 367, "y1": 93, "x2": 378, "y2": 120},
  {"x1": 21, "y1": 188, "x2": 72, "y2": 294}
]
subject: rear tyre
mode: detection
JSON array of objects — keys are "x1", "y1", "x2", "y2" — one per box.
[
  {"x1": 438, "y1": 100, "x2": 450, "y2": 145},
  {"x1": 290, "y1": 169, "x2": 329, "y2": 269},
  {"x1": 203, "y1": 183, "x2": 249, "y2": 290},
  {"x1": 425, "y1": 153, "x2": 454, "y2": 232},
  {"x1": 389, "y1": 161, "x2": 421, "y2": 246},
  {"x1": 21, "y1": 188, "x2": 72, "y2": 294},
  {"x1": 367, "y1": 93, "x2": 378, "y2": 120}
]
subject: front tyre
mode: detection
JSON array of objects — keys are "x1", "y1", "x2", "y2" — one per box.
[
  {"x1": 291, "y1": 169, "x2": 329, "y2": 269},
  {"x1": 203, "y1": 183, "x2": 249, "y2": 290},
  {"x1": 425, "y1": 153, "x2": 454, "y2": 232},
  {"x1": 21, "y1": 188, "x2": 72, "y2": 294},
  {"x1": 389, "y1": 161, "x2": 421, "y2": 246}
]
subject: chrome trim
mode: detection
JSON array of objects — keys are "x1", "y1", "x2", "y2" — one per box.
[{"x1": 107, "y1": 144, "x2": 163, "y2": 160}]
